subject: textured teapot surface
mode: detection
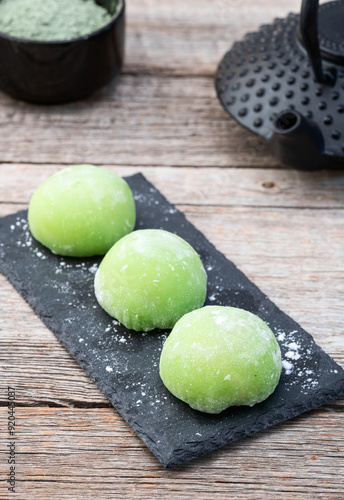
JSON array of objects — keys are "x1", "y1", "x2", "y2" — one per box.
[{"x1": 216, "y1": 0, "x2": 344, "y2": 170}]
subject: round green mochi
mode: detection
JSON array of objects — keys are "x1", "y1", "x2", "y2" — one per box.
[
  {"x1": 159, "y1": 306, "x2": 282, "y2": 414},
  {"x1": 94, "y1": 229, "x2": 207, "y2": 332},
  {"x1": 28, "y1": 164, "x2": 136, "y2": 257}
]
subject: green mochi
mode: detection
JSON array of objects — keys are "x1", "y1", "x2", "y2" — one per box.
[
  {"x1": 28, "y1": 164, "x2": 136, "y2": 257},
  {"x1": 94, "y1": 229, "x2": 207, "y2": 332},
  {"x1": 159, "y1": 306, "x2": 282, "y2": 414}
]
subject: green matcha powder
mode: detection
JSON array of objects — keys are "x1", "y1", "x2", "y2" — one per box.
[{"x1": 0, "y1": 0, "x2": 119, "y2": 41}]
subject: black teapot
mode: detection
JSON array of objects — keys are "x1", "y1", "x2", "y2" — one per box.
[{"x1": 216, "y1": 0, "x2": 344, "y2": 170}]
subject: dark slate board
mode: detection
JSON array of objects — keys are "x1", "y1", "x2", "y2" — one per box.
[{"x1": 1, "y1": 173, "x2": 344, "y2": 468}]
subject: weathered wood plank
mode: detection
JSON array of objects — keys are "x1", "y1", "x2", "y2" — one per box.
[
  {"x1": 125, "y1": 0, "x2": 301, "y2": 76},
  {"x1": 0, "y1": 0, "x2": 302, "y2": 168},
  {"x1": 0, "y1": 76, "x2": 276, "y2": 167},
  {"x1": 127, "y1": 0, "x2": 300, "y2": 26},
  {"x1": 1, "y1": 165, "x2": 344, "y2": 209},
  {"x1": 0, "y1": 406, "x2": 343, "y2": 499},
  {"x1": 0, "y1": 203, "x2": 27, "y2": 217}
]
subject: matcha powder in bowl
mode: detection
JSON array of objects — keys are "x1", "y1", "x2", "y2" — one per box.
[{"x1": 0, "y1": 0, "x2": 117, "y2": 41}]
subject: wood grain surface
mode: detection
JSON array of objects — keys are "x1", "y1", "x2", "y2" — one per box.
[{"x1": 0, "y1": 0, "x2": 343, "y2": 498}]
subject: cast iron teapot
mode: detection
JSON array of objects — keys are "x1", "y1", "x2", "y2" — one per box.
[{"x1": 216, "y1": 0, "x2": 344, "y2": 170}]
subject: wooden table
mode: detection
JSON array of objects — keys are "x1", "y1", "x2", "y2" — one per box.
[{"x1": 1, "y1": 0, "x2": 343, "y2": 498}]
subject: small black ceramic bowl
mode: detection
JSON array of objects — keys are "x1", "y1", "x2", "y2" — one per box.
[{"x1": 0, "y1": 0, "x2": 125, "y2": 104}]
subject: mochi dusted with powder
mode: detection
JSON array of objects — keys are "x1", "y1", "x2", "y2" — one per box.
[
  {"x1": 94, "y1": 229, "x2": 207, "y2": 332},
  {"x1": 28, "y1": 164, "x2": 136, "y2": 257},
  {"x1": 159, "y1": 306, "x2": 282, "y2": 414}
]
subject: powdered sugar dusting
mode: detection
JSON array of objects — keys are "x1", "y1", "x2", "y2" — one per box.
[
  {"x1": 282, "y1": 360, "x2": 293, "y2": 375},
  {"x1": 275, "y1": 327, "x2": 321, "y2": 392},
  {"x1": 10, "y1": 216, "x2": 49, "y2": 260}
]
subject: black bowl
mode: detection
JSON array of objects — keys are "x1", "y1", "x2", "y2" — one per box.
[{"x1": 0, "y1": 0, "x2": 125, "y2": 104}]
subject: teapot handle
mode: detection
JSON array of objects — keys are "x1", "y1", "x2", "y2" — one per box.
[{"x1": 300, "y1": 0, "x2": 334, "y2": 84}]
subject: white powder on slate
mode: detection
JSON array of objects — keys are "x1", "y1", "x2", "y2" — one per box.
[{"x1": 273, "y1": 327, "x2": 329, "y2": 392}]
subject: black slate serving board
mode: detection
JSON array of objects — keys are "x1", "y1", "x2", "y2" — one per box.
[{"x1": 1, "y1": 173, "x2": 344, "y2": 468}]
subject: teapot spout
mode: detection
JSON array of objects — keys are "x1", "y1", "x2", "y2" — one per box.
[{"x1": 270, "y1": 110, "x2": 327, "y2": 170}]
